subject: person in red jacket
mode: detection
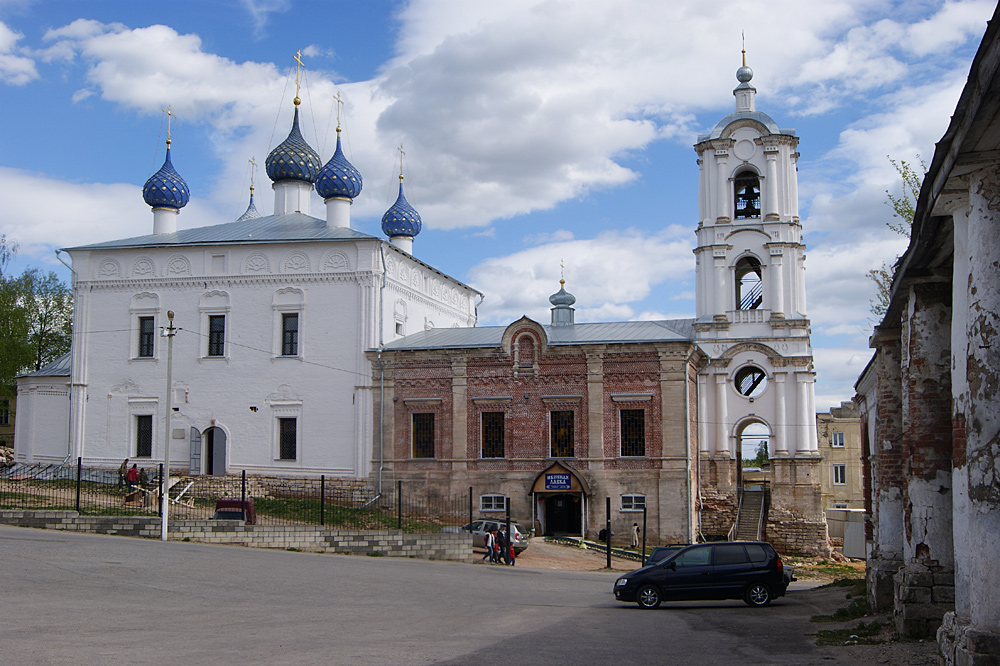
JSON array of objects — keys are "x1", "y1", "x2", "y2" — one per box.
[{"x1": 125, "y1": 464, "x2": 139, "y2": 490}]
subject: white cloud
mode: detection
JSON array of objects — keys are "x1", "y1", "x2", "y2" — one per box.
[
  {"x1": 239, "y1": 0, "x2": 290, "y2": 37},
  {"x1": 0, "y1": 21, "x2": 37, "y2": 84}
]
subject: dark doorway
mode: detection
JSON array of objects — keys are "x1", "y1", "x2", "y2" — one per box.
[
  {"x1": 544, "y1": 493, "x2": 582, "y2": 536},
  {"x1": 203, "y1": 427, "x2": 227, "y2": 476}
]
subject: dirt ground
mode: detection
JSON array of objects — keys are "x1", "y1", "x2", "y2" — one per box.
[{"x1": 499, "y1": 539, "x2": 938, "y2": 665}]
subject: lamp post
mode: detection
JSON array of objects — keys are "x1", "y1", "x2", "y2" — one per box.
[{"x1": 161, "y1": 310, "x2": 176, "y2": 541}]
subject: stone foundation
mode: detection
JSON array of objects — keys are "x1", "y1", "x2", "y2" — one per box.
[
  {"x1": 938, "y1": 612, "x2": 1000, "y2": 666},
  {"x1": 0, "y1": 510, "x2": 472, "y2": 562},
  {"x1": 894, "y1": 565, "x2": 955, "y2": 638},
  {"x1": 867, "y1": 556, "x2": 902, "y2": 612}
]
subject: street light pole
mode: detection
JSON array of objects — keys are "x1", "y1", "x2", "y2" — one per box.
[{"x1": 161, "y1": 310, "x2": 176, "y2": 542}]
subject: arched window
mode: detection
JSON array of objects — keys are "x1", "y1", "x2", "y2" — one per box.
[
  {"x1": 735, "y1": 257, "x2": 763, "y2": 310},
  {"x1": 734, "y1": 171, "x2": 760, "y2": 219}
]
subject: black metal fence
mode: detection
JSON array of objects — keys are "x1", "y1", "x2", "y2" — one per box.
[{"x1": 0, "y1": 460, "x2": 473, "y2": 534}]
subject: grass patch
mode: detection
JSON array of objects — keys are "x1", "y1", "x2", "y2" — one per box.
[
  {"x1": 816, "y1": 621, "x2": 884, "y2": 646},
  {"x1": 812, "y1": 596, "x2": 870, "y2": 623},
  {"x1": 366, "y1": 551, "x2": 384, "y2": 557}
]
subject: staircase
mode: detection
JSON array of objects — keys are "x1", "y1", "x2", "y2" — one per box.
[{"x1": 734, "y1": 488, "x2": 766, "y2": 541}]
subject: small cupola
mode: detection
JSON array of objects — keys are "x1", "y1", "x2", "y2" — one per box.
[
  {"x1": 316, "y1": 125, "x2": 362, "y2": 229},
  {"x1": 143, "y1": 110, "x2": 189, "y2": 235},
  {"x1": 381, "y1": 172, "x2": 422, "y2": 255},
  {"x1": 265, "y1": 52, "x2": 320, "y2": 215},
  {"x1": 549, "y1": 279, "x2": 576, "y2": 326}
]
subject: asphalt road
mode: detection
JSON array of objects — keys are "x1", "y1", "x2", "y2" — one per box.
[{"x1": 1, "y1": 525, "x2": 875, "y2": 665}]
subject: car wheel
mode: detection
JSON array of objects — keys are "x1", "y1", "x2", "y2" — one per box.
[
  {"x1": 744, "y1": 583, "x2": 772, "y2": 607},
  {"x1": 636, "y1": 585, "x2": 662, "y2": 609}
]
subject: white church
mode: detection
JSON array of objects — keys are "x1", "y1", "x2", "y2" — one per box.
[
  {"x1": 15, "y1": 58, "x2": 827, "y2": 551},
  {"x1": 14, "y1": 89, "x2": 479, "y2": 478}
]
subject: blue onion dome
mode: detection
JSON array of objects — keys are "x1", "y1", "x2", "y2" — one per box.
[
  {"x1": 381, "y1": 176, "x2": 422, "y2": 238},
  {"x1": 236, "y1": 185, "x2": 262, "y2": 222},
  {"x1": 549, "y1": 280, "x2": 576, "y2": 307},
  {"x1": 142, "y1": 141, "x2": 190, "y2": 209},
  {"x1": 265, "y1": 107, "x2": 321, "y2": 183},
  {"x1": 316, "y1": 128, "x2": 363, "y2": 200}
]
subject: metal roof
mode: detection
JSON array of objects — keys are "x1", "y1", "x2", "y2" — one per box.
[
  {"x1": 380, "y1": 318, "x2": 696, "y2": 351},
  {"x1": 19, "y1": 352, "x2": 72, "y2": 378},
  {"x1": 64, "y1": 212, "x2": 376, "y2": 251}
]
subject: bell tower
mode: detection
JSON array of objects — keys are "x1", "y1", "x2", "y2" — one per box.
[{"x1": 692, "y1": 54, "x2": 828, "y2": 555}]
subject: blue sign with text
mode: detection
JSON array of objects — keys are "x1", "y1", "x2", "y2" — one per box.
[{"x1": 545, "y1": 473, "x2": 571, "y2": 490}]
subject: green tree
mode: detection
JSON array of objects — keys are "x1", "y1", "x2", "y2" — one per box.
[
  {"x1": 867, "y1": 157, "x2": 927, "y2": 319},
  {"x1": 742, "y1": 440, "x2": 769, "y2": 468},
  {"x1": 0, "y1": 235, "x2": 30, "y2": 399}
]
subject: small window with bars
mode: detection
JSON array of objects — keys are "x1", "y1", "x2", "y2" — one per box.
[
  {"x1": 208, "y1": 315, "x2": 226, "y2": 357},
  {"x1": 831, "y1": 432, "x2": 845, "y2": 448},
  {"x1": 480, "y1": 494, "x2": 506, "y2": 512},
  {"x1": 481, "y1": 412, "x2": 505, "y2": 458},
  {"x1": 550, "y1": 410, "x2": 574, "y2": 458},
  {"x1": 138, "y1": 316, "x2": 155, "y2": 358},
  {"x1": 136, "y1": 415, "x2": 153, "y2": 457},
  {"x1": 734, "y1": 171, "x2": 761, "y2": 219},
  {"x1": 281, "y1": 313, "x2": 299, "y2": 356},
  {"x1": 620, "y1": 409, "x2": 645, "y2": 457},
  {"x1": 279, "y1": 417, "x2": 297, "y2": 460},
  {"x1": 412, "y1": 413, "x2": 435, "y2": 458},
  {"x1": 621, "y1": 494, "x2": 646, "y2": 512}
]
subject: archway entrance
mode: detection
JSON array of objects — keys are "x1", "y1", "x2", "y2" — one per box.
[
  {"x1": 530, "y1": 462, "x2": 589, "y2": 537},
  {"x1": 203, "y1": 426, "x2": 227, "y2": 476}
]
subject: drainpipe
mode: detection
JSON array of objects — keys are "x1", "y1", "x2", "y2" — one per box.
[
  {"x1": 684, "y1": 345, "x2": 693, "y2": 545},
  {"x1": 377, "y1": 243, "x2": 387, "y2": 494}
]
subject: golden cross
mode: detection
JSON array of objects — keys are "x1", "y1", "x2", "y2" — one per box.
[
  {"x1": 333, "y1": 91, "x2": 344, "y2": 128},
  {"x1": 398, "y1": 144, "x2": 405, "y2": 180},
  {"x1": 293, "y1": 49, "x2": 305, "y2": 105},
  {"x1": 248, "y1": 157, "x2": 257, "y2": 190},
  {"x1": 162, "y1": 105, "x2": 176, "y2": 141},
  {"x1": 742, "y1": 31, "x2": 746, "y2": 66},
  {"x1": 560, "y1": 259, "x2": 565, "y2": 286}
]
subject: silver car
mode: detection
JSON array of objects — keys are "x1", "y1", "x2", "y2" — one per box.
[{"x1": 460, "y1": 519, "x2": 530, "y2": 553}]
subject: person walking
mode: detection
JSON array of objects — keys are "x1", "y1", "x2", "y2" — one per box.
[
  {"x1": 491, "y1": 530, "x2": 501, "y2": 563},
  {"x1": 498, "y1": 527, "x2": 510, "y2": 565},
  {"x1": 118, "y1": 458, "x2": 129, "y2": 490},
  {"x1": 509, "y1": 544, "x2": 516, "y2": 566},
  {"x1": 125, "y1": 464, "x2": 139, "y2": 491},
  {"x1": 482, "y1": 530, "x2": 495, "y2": 562},
  {"x1": 138, "y1": 467, "x2": 149, "y2": 489},
  {"x1": 631, "y1": 522, "x2": 640, "y2": 548}
]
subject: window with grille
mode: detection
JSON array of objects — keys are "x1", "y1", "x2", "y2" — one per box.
[
  {"x1": 831, "y1": 432, "x2": 845, "y2": 448},
  {"x1": 136, "y1": 415, "x2": 152, "y2": 457},
  {"x1": 281, "y1": 313, "x2": 299, "y2": 356},
  {"x1": 138, "y1": 316, "x2": 155, "y2": 358},
  {"x1": 208, "y1": 315, "x2": 226, "y2": 356},
  {"x1": 481, "y1": 412, "x2": 505, "y2": 458},
  {"x1": 735, "y1": 366, "x2": 767, "y2": 397},
  {"x1": 833, "y1": 464, "x2": 846, "y2": 485},
  {"x1": 734, "y1": 171, "x2": 761, "y2": 219},
  {"x1": 550, "y1": 410, "x2": 574, "y2": 458},
  {"x1": 480, "y1": 494, "x2": 506, "y2": 512},
  {"x1": 279, "y1": 417, "x2": 297, "y2": 460},
  {"x1": 621, "y1": 494, "x2": 645, "y2": 511},
  {"x1": 412, "y1": 413, "x2": 435, "y2": 458},
  {"x1": 620, "y1": 409, "x2": 645, "y2": 456}
]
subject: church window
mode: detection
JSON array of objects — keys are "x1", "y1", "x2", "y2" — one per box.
[
  {"x1": 278, "y1": 417, "x2": 297, "y2": 460},
  {"x1": 281, "y1": 313, "x2": 299, "y2": 356},
  {"x1": 481, "y1": 412, "x2": 505, "y2": 458},
  {"x1": 735, "y1": 257, "x2": 763, "y2": 310},
  {"x1": 734, "y1": 171, "x2": 760, "y2": 219},
  {"x1": 833, "y1": 464, "x2": 847, "y2": 485},
  {"x1": 734, "y1": 366, "x2": 767, "y2": 397},
  {"x1": 138, "y1": 317, "x2": 155, "y2": 358},
  {"x1": 208, "y1": 315, "x2": 226, "y2": 357},
  {"x1": 621, "y1": 494, "x2": 645, "y2": 512},
  {"x1": 412, "y1": 413, "x2": 435, "y2": 458},
  {"x1": 0, "y1": 399, "x2": 10, "y2": 426},
  {"x1": 136, "y1": 415, "x2": 153, "y2": 457},
  {"x1": 480, "y1": 494, "x2": 506, "y2": 512},
  {"x1": 831, "y1": 432, "x2": 845, "y2": 448},
  {"x1": 550, "y1": 410, "x2": 574, "y2": 458},
  {"x1": 620, "y1": 409, "x2": 645, "y2": 457}
]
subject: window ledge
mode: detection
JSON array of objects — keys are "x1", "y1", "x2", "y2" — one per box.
[
  {"x1": 130, "y1": 357, "x2": 158, "y2": 363},
  {"x1": 404, "y1": 398, "x2": 442, "y2": 405},
  {"x1": 611, "y1": 394, "x2": 653, "y2": 402}
]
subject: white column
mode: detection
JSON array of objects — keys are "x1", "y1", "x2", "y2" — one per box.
[
  {"x1": 714, "y1": 255, "x2": 728, "y2": 316},
  {"x1": 697, "y1": 158, "x2": 706, "y2": 224},
  {"x1": 773, "y1": 372, "x2": 787, "y2": 455},
  {"x1": 765, "y1": 150, "x2": 779, "y2": 220},
  {"x1": 805, "y1": 373, "x2": 818, "y2": 452},
  {"x1": 716, "y1": 153, "x2": 729, "y2": 221},
  {"x1": 770, "y1": 252, "x2": 784, "y2": 316},
  {"x1": 790, "y1": 151, "x2": 799, "y2": 219},
  {"x1": 715, "y1": 373, "x2": 729, "y2": 456},
  {"x1": 698, "y1": 374, "x2": 709, "y2": 453},
  {"x1": 795, "y1": 372, "x2": 811, "y2": 456}
]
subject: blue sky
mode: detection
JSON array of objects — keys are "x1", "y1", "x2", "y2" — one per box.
[{"x1": 0, "y1": 0, "x2": 993, "y2": 408}]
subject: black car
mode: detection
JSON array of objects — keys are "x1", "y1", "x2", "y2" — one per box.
[
  {"x1": 644, "y1": 545, "x2": 685, "y2": 566},
  {"x1": 614, "y1": 542, "x2": 792, "y2": 608}
]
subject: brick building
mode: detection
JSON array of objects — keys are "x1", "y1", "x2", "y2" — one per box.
[
  {"x1": 370, "y1": 60, "x2": 830, "y2": 554},
  {"x1": 855, "y1": 7, "x2": 1000, "y2": 662}
]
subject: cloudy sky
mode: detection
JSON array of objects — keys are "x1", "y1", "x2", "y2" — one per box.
[{"x1": 0, "y1": 0, "x2": 993, "y2": 408}]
